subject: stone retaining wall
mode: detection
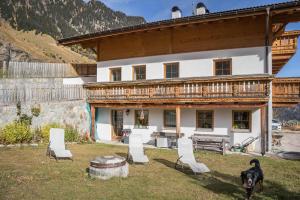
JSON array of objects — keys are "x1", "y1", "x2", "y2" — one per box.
[{"x1": 0, "y1": 100, "x2": 90, "y2": 135}]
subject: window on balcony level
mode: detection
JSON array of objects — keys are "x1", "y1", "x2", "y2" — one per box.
[
  {"x1": 165, "y1": 62, "x2": 179, "y2": 79},
  {"x1": 232, "y1": 111, "x2": 251, "y2": 131},
  {"x1": 196, "y1": 110, "x2": 214, "y2": 130},
  {"x1": 164, "y1": 110, "x2": 176, "y2": 128},
  {"x1": 133, "y1": 65, "x2": 146, "y2": 80},
  {"x1": 110, "y1": 68, "x2": 121, "y2": 81},
  {"x1": 214, "y1": 59, "x2": 232, "y2": 76},
  {"x1": 134, "y1": 110, "x2": 149, "y2": 128}
]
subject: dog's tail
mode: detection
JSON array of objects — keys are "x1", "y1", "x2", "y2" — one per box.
[{"x1": 250, "y1": 159, "x2": 260, "y2": 167}]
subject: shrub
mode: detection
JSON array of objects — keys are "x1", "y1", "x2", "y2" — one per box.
[
  {"x1": 40, "y1": 123, "x2": 62, "y2": 142},
  {"x1": 65, "y1": 125, "x2": 79, "y2": 142},
  {"x1": 0, "y1": 122, "x2": 32, "y2": 144}
]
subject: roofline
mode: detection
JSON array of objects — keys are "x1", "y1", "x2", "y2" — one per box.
[{"x1": 58, "y1": 1, "x2": 300, "y2": 46}]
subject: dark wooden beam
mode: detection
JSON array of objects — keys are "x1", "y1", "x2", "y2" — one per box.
[
  {"x1": 261, "y1": 106, "x2": 267, "y2": 155},
  {"x1": 176, "y1": 106, "x2": 181, "y2": 138},
  {"x1": 91, "y1": 104, "x2": 96, "y2": 141}
]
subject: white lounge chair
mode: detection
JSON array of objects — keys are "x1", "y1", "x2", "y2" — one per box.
[
  {"x1": 48, "y1": 128, "x2": 73, "y2": 161},
  {"x1": 128, "y1": 134, "x2": 149, "y2": 164},
  {"x1": 175, "y1": 137, "x2": 210, "y2": 173}
]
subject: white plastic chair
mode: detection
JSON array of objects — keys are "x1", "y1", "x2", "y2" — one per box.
[
  {"x1": 128, "y1": 134, "x2": 149, "y2": 164},
  {"x1": 48, "y1": 128, "x2": 73, "y2": 161},
  {"x1": 175, "y1": 138, "x2": 210, "y2": 173}
]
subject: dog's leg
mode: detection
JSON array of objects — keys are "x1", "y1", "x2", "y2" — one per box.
[{"x1": 246, "y1": 188, "x2": 253, "y2": 200}]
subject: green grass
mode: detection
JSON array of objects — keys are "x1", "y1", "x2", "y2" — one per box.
[{"x1": 0, "y1": 144, "x2": 299, "y2": 200}]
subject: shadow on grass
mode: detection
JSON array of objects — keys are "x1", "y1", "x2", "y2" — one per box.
[{"x1": 154, "y1": 158, "x2": 300, "y2": 200}]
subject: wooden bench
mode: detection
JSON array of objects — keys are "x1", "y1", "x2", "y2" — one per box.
[{"x1": 191, "y1": 134, "x2": 230, "y2": 155}]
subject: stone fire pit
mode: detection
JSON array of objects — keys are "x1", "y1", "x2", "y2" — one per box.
[{"x1": 89, "y1": 155, "x2": 128, "y2": 180}]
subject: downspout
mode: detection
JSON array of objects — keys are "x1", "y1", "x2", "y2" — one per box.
[{"x1": 264, "y1": 7, "x2": 271, "y2": 155}]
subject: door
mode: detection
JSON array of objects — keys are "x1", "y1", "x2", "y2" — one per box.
[{"x1": 111, "y1": 110, "x2": 123, "y2": 140}]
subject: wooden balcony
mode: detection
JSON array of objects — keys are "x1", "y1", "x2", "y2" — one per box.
[
  {"x1": 273, "y1": 78, "x2": 300, "y2": 107},
  {"x1": 272, "y1": 31, "x2": 300, "y2": 74},
  {"x1": 85, "y1": 75, "x2": 272, "y2": 107}
]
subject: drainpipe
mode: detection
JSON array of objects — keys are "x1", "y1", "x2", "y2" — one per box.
[{"x1": 264, "y1": 7, "x2": 271, "y2": 154}]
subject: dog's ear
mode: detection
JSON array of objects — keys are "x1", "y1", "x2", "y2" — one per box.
[{"x1": 241, "y1": 171, "x2": 246, "y2": 183}]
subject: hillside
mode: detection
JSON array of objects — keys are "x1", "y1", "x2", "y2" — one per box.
[
  {"x1": 0, "y1": 0, "x2": 146, "y2": 39},
  {"x1": 0, "y1": 20, "x2": 94, "y2": 63}
]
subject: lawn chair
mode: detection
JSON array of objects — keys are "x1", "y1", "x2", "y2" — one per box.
[
  {"x1": 175, "y1": 138, "x2": 210, "y2": 174},
  {"x1": 128, "y1": 134, "x2": 149, "y2": 164},
  {"x1": 47, "y1": 128, "x2": 73, "y2": 161}
]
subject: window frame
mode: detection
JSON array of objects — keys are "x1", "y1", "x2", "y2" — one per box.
[
  {"x1": 164, "y1": 62, "x2": 179, "y2": 79},
  {"x1": 196, "y1": 110, "x2": 214, "y2": 131},
  {"x1": 213, "y1": 58, "x2": 232, "y2": 76},
  {"x1": 134, "y1": 110, "x2": 149, "y2": 129},
  {"x1": 232, "y1": 110, "x2": 252, "y2": 132},
  {"x1": 109, "y1": 67, "x2": 122, "y2": 82},
  {"x1": 132, "y1": 65, "x2": 146, "y2": 80},
  {"x1": 163, "y1": 110, "x2": 176, "y2": 128}
]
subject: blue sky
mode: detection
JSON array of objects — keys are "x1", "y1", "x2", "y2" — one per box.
[{"x1": 87, "y1": 0, "x2": 300, "y2": 77}]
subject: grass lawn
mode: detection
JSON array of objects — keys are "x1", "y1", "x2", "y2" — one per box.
[{"x1": 0, "y1": 144, "x2": 299, "y2": 200}]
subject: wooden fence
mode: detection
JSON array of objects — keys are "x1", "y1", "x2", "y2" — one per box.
[
  {"x1": 0, "y1": 85, "x2": 85, "y2": 105},
  {"x1": 0, "y1": 62, "x2": 96, "y2": 78}
]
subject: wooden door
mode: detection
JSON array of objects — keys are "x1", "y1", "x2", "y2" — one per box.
[{"x1": 111, "y1": 110, "x2": 123, "y2": 140}]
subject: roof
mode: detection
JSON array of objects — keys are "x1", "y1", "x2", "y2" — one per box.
[{"x1": 58, "y1": 1, "x2": 300, "y2": 46}]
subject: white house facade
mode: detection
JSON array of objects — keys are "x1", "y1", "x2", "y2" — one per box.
[{"x1": 58, "y1": 1, "x2": 300, "y2": 154}]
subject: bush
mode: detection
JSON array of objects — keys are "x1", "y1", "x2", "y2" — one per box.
[
  {"x1": 0, "y1": 122, "x2": 32, "y2": 144},
  {"x1": 40, "y1": 123, "x2": 62, "y2": 142},
  {"x1": 65, "y1": 125, "x2": 79, "y2": 142}
]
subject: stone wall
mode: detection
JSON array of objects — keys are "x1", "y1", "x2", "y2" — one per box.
[{"x1": 0, "y1": 100, "x2": 90, "y2": 135}]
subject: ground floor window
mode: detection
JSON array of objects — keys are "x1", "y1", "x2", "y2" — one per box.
[
  {"x1": 134, "y1": 110, "x2": 149, "y2": 128},
  {"x1": 232, "y1": 111, "x2": 251, "y2": 131},
  {"x1": 164, "y1": 110, "x2": 176, "y2": 128},
  {"x1": 196, "y1": 110, "x2": 214, "y2": 130}
]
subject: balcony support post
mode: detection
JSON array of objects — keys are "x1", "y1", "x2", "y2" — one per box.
[
  {"x1": 260, "y1": 105, "x2": 267, "y2": 155},
  {"x1": 91, "y1": 104, "x2": 96, "y2": 141},
  {"x1": 176, "y1": 106, "x2": 181, "y2": 138}
]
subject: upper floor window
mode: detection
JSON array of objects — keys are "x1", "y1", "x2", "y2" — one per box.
[
  {"x1": 196, "y1": 110, "x2": 214, "y2": 130},
  {"x1": 164, "y1": 110, "x2": 176, "y2": 128},
  {"x1": 165, "y1": 62, "x2": 179, "y2": 79},
  {"x1": 214, "y1": 59, "x2": 232, "y2": 76},
  {"x1": 133, "y1": 65, "x2": 146, "y2": 80},
  {"x1": 232, "y1": 111, "x2": 251, "y2": 131},
  {"x1": 110, "y1": 68, "x2": 121, "y2": 81}
]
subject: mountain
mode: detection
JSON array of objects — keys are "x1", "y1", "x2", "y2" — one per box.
[
  {"x1": 0, "y1": 0, "x2": 146, "y2": 40},
  {"x1": 0, "y1": 20, "x2": 94, "y2": 63},
  {"x1": 274, "y1": 104, "x2": 300, "y2": 122}
]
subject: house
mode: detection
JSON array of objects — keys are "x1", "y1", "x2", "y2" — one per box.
[{"x1": 58, "y1": 1, "x2": 300, "y2": 154}]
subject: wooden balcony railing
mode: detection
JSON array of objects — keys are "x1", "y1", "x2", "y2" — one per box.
[
  {"x1": 273, "y1": 78, "x2": 300, "y2": 106},
  {"x1": 272, "y1": 31, "x2": 300, "y2": 74},
  {"x1": 85, "y1": 75, "x2": 272, "y2": 104},
  {"x1": 272, "y1": 31, "x2": 299, "y2": 54}
]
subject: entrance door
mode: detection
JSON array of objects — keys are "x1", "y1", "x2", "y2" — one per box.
[{"x1": 111, "y1": 110, "x2": 123, "y2": 140}]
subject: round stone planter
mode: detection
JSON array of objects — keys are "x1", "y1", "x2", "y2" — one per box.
[{"x1": 89, "y1": 155, "x2": 128, "y2": 180}]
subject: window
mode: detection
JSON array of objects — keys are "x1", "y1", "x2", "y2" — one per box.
[
  {"x1": 133, "y1": 65, "x2": 146, "y2": 80},
  {"x1": 134, "y1": 110, "x2": 149, "y2": 128},
  {"x1": 164, "y1": 110, "x2": 176, "y2": 128},
  {"x1": 196, "y1": 110, "x2": 213, "y2": 129},
  {"x1": 232, "y1": 111, "x2": 251, "y2": 131},
  {"x1": 110, "y1": 68, "x2": 121, "y2": 81},
  {"x1": 214, "y1": 59, "x2": 231, "y2": 76},
  {"x1": 165, "y1": 63, "x2": 179, "y2": 79}
]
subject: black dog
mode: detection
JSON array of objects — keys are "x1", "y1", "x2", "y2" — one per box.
[{"x1": 241, "y1": 159, "x2": 264, "y2": 199}]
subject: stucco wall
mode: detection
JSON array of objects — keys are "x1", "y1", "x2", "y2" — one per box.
[
  {"x1": 0, "y1": 100, "x2": 90, "y2": 135},
  {"x1": 95, "y1": 107, "x2": 261, "y2": 152},
  {"x1": 97, "y1": 46, "x2": 266, "y2": 82},
  {"x1": 63, "y1": 76, "x2": 96, "y2": 85}
]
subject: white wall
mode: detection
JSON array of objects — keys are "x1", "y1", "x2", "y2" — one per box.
[
  {"x1": 97, "y1": 46, "x2": 266, "y2": 82},
  {"x1": 95, "y1": 107, "x2": 262, "y2": 152},
  {"x1": 95, "y1": 108, "x2": 112, "y2": 141},
  {"x1": 63, "y1": 76, "x2": 96, "y2": 85}
]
